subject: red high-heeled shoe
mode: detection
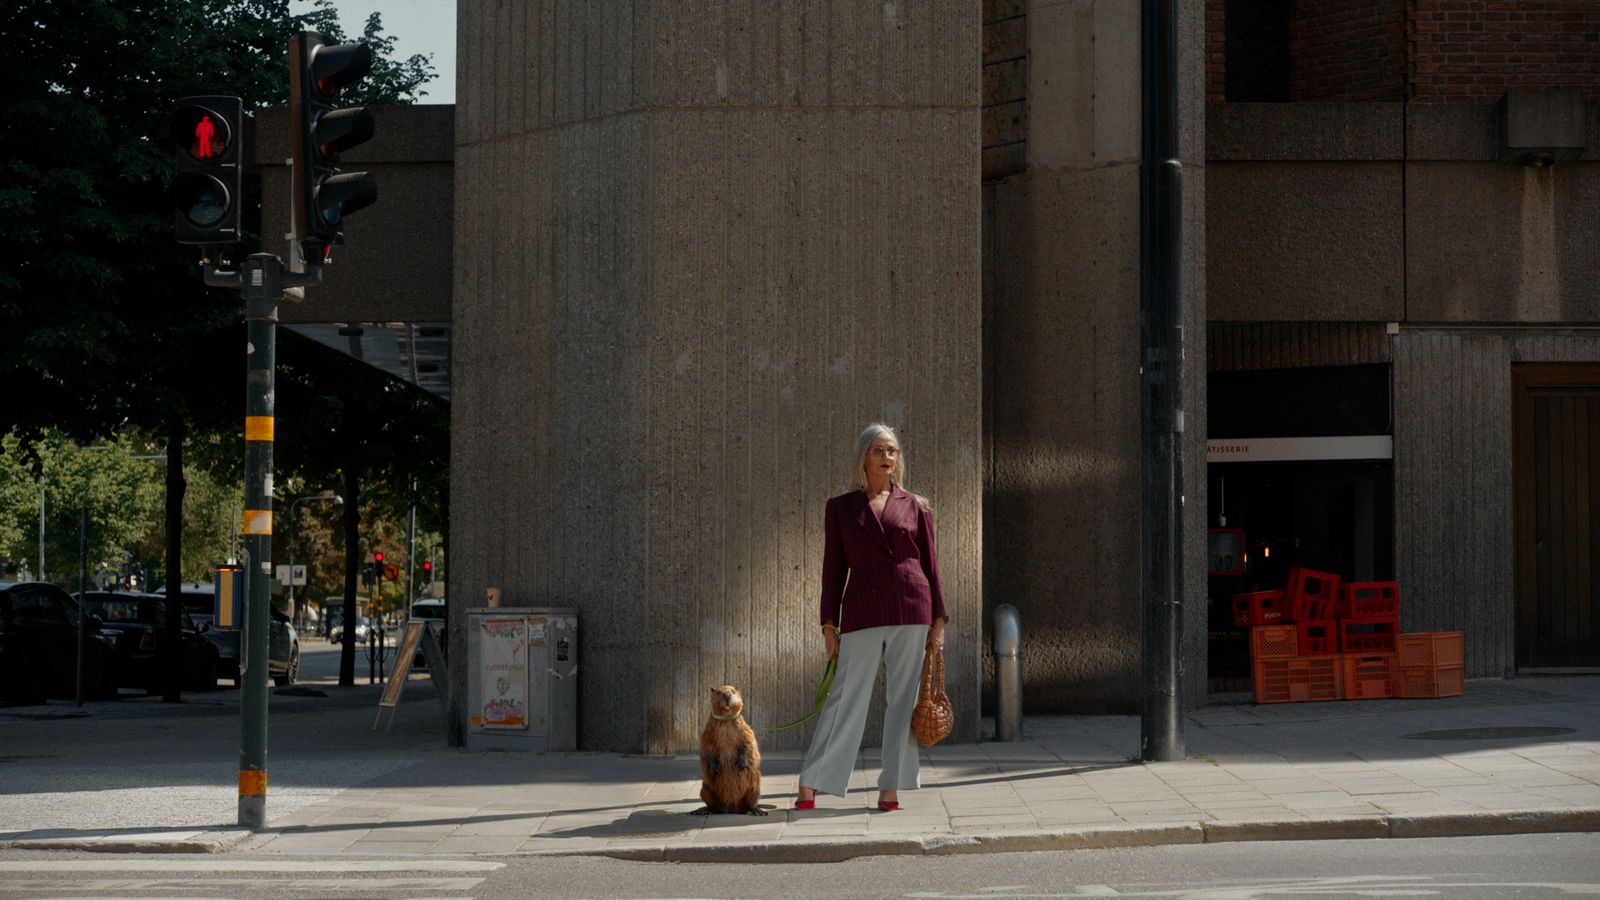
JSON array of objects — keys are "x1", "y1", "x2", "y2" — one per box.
[
  {"x1": 876, "y1": 800, "x2": 900, "y2": 812},
  {"x1": 794, "y1": 799, "x2": 816, "y2": 810}
]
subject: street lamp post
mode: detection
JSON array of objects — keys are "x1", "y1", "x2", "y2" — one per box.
[{"x1": 287, "y1": 493, "x2": 341, "y2": 631}]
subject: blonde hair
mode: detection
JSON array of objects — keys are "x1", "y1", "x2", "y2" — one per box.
[{"x1": 848, "y1": 423, "x2": 905, "y2": 492}]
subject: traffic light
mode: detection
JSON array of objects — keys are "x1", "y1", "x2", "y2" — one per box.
[
  {"x1": 421, "y1": 560, "x2": 433, "y2": 584},
  {"x1": 361, "y1": 562, "x2": 375, "y2": 589},
  {"x1": 288, "y1": 31, "x2": 377, "y2": 265},
  {"x1": 170, "y1": 96, "x2": 243, "y2": 244}
]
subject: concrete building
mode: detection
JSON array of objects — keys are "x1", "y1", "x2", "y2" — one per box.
[{"x1": 263, "y1": 0, "x2": 1600, "y2": 753}]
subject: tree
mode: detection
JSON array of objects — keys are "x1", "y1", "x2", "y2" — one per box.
[
  {"x1": 0, "y1": 431, "x2": 164, "y2": 584},
  {"x1": 0, "y1": 0, "x2": 436, "y2": 699},
  {"x1": 274, "y1": 330, "x2": 448, "y2": 685}
]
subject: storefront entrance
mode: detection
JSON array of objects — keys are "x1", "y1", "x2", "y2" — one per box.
[
  {"x1": 1205, "y1": 364, "x2": 1394, "y2": 692},
  {"x1": 1513, "y1": 364, "x2": 1600, "y2": 670}
]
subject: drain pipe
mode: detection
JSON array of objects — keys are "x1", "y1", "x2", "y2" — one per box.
[
  {"x1": 994, "y1": 604, "x2": 1022, "y2": 741},
  {"x1": 1139, "y1": 0, "x2": 1185, "y2": 763}
]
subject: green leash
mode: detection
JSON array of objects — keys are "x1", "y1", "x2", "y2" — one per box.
[{"x1": 753, "y1": 656, "x2": 837, "y2": 732}]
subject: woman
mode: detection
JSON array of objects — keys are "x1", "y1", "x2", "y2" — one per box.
[{"x1": 795, "y1": 423, "x2": 947, "y2": 812}]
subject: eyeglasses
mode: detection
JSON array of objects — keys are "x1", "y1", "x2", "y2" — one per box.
[{"x1": 869, "y1": 446, "x2": 900, "y2": 458}]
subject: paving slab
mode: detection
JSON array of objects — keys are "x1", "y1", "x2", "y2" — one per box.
[{"x1": 2, "y1": 674, "x2": 1598, "y2": 861}]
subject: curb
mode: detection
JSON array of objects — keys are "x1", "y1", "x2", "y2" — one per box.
[
  {"x1": 0, "y1": 830, "x2": 251, "y2": 855},
  {"x1": 553, "y1": 808, "x2": 1600, "y2": 864},
  {"x1": 6, "y1": 809, "x2": 1595, "y2": 860}
]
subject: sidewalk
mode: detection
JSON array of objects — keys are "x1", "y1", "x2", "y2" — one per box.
[{"x1": 2, "y1": 673, "x2": 1596, "y2": 862}]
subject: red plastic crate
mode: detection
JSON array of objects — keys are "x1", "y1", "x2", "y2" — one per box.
[
  {"x1": 1287, "y1": 567, "x2": 1342, "y2": 622},
  {"x1": 1397, "y1": 632, "x2": 1464, "y2": 668},
  {"x1": 1254, "y1": 656, "x2": 1343, "y2": 703},
  {"x1": 1251, "y1": 624, "x2": 1298, "y2": 660},
  {"x1": 1397, "y1": 663, "x2": 1464, "y2": 698},
  {"x1": 1338, "y1": 616, "x2": 1401, "y2": 654},
  {"x1": 1341, "y1": 653, "x2": 1397, "y2": 699},
  {"x1": 1340, "y1": 581, "x2": 1399, "y2": 619},
  {"x1": 1233, "y1": 590, "x2": 1287, "y2": 627},
  {"x1": 1297, "y1": 620, "x2": 1338, "y2": 656}
]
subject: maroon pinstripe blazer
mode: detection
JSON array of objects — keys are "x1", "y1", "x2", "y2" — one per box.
[{"x1": 819, "y1": 484, "x2": 948, "y2": 634}]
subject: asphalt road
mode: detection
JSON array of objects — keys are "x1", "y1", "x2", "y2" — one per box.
[{"x1": 1, "y1": 833, "x2": 1596, "y2": 898}]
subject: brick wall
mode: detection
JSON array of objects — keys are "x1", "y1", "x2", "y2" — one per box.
[
  {"x1": 1292, "y1": 1, "x2": 1408, "y2": 100},
  {"x1": 1409, "y1": 0, "x2": 1600, "y2": 103},
  {"x1": 1207, "y1": 0, "x2": 1600, "y2": 103}
]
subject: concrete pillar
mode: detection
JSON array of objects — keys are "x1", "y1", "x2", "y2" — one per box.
[
  {"x1": 984, "y1": 0, "x2": 1207, "y2": 713},
  {"x1": 450, "y1": 2, "x2": 981, "y2": 752}
]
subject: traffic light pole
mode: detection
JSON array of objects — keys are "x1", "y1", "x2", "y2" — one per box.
[{"x1": 205, "y1": 254, "x2": 319, "y2": 829}]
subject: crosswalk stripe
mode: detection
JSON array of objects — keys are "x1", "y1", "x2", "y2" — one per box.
[
  {"x1": 2, "y1": 877, "x2": 484, "y2": 892},
  {"x1": 0, "y1": 860, "x2": 501, "y2": 873}
]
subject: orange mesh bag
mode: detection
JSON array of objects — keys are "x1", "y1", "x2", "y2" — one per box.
[{"x1": 911, "y1": 648, "x2": 954, "y2": 746}]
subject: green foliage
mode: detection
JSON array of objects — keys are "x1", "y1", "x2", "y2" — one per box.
[
  {"x1": 127, "y1": 462, "x2": 243, "y2": 584},
  {"x1": 0, "y1": 431, "x2": 164, "y2": 584},
  {"x1": 0, "y1": 0, "x2": 437, "y2": 446},
  {"x1": 297, "y1": 0, "x2": 437, "y2": 104},
  {"x1": 275, "y1": 330, "x2": 450, "y2": 539},
  {"x1": 0, "y1": 1, "x2": 444, "y2": 602}
]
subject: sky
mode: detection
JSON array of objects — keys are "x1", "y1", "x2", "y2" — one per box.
[{"x1": 292, "y1": 0, "x2": 457, "y2": 104}]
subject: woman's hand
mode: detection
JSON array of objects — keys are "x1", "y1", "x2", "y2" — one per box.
[
  {"x1": 824, "y1": 626, "x2": 840, "y2": 658},
  {"x1": 927, "y1": 619, "x2": 945, "y2": 653}
]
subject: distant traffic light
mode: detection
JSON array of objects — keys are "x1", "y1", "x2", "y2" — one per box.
[
  {"x1": 288, "y1": 31, "x2": 377, "y2": 265},
  {"x1": 170, "y1": 96, "x2": 243, "y2": 244},
  {"x1": 421, "y1": 560, "x2": 433, "y2": 584}
]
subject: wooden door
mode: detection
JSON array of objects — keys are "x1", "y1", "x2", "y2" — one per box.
[{"x1": 1514, "y1": 365, "x2": 1600, "y2": 669}]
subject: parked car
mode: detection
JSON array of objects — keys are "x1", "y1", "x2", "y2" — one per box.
[
  {"x1": 169, "y1": 584, "x2": 299, "y2": 687},
  {"x1": 78, "y1": 592, "x2": 220, "y2": 693},
  {"x1": 331, "y1": 615, "x2": 373, "y2": 644},
  {"x1": 0, "y1": 581, "x2": 119, "y2": 704},
  {"x1": 408, "y1": 599, "x2": 446, "y2": 667}
]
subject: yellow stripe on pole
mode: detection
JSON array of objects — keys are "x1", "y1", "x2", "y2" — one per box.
[
  {"x1": 244, "y1": 416, "x2": 275, "y2": 442},
  {"x1": 243, "y1": 509, "x2": 273, "y2": 535},
  {"x1": 239, "y1": 770, "x2": 267, "y2": 797}
]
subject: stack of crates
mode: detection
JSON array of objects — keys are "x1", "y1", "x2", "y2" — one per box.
[
  {"x1": 1249, "y1": 621, "x2": 1341, "y2": 703},
  {"x1": 1237, "y1": 568, "x2": 1466, "y2": 703},
  {"x1": 1397, "y1": 631, "x2": 1465, "y2": 698},
  {"x1": 1337, "y1": 581, "x2": 1401, "y2": 699},
  {"x1": 1289, "y1": 567, "x2": 1342, "y2": 657}
]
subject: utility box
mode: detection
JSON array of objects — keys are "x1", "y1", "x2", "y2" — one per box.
[{"x1": 466, "y1": 607, "x2": 578, "y2": 752}]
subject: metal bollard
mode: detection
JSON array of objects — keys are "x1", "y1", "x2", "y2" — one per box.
[{"x1": 994, "y1": 604, "x2": 1022, "y2": 741}]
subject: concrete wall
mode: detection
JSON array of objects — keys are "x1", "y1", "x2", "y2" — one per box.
[
  {"x1": 450, "y1": 1, "x2": 981, "y2": 753},
  {"x1": 1395, "y1": 330, "x2": 1600, "y2": 678},
  {"x1": 983, "y1": 0, "x2": 1208, "y2": 715},
  {"x1": 1208, "y1": 101, "x2": 1600, "y2": 324}
]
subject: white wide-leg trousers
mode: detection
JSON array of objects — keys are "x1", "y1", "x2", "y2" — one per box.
[{"x1": 798, "y1": 623, "x2": 928, "y2": 797}]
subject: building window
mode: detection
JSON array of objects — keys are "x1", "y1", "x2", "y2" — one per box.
[{"x1": 1224, "y1": 0, "x2": 1290, "y2": 102}]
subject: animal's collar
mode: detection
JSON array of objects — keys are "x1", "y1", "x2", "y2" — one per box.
[{"x1": 710, "y1": 711, "x2": 743, "y2": 721}]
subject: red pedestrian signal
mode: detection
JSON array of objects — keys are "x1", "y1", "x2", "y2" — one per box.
[
  {"x1": 170, "y1": 96, "x2": 242, "y2": 244},
  {"x1": 194, "y1": 115, "x2": 217, "y2": 158},
  {"x1": 373, "y1": 551, "x2": 385, "y2": 564}
]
